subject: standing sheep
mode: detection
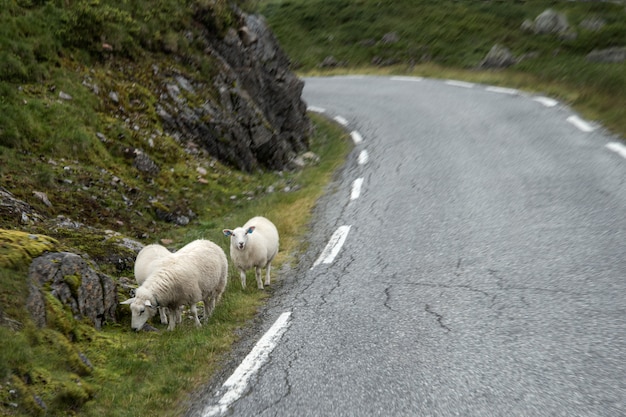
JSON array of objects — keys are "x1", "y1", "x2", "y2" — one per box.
[
  {"x1": 122, "y1": 239, "x2": 228, "y2": 331},
  {"x1": 223, "y1": 216, "x2": 279, "y2": 290},
  {"x1": 133, "y1": 244, "x2": 174, "y2": 325}
]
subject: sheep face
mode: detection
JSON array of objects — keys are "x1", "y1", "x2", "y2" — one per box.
[
  {"x1": 223, "y1": 226, "x2": 255, "y2": 251},
  {"x1": 121, "y1": 297, "x2": 158, "y2": 331}
]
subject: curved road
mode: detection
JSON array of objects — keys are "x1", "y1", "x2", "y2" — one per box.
[{"x1": 189, "y1": 76, "x2": 626, "y2": 417}]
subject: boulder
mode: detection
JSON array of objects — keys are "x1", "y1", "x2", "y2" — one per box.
[
  {"x1": 479, "y1": 45, "x2": 517, "y2": 69},
  {"x1": 534, "y1": 9, "x2": 570, "y2": 35},
  {"x1": 586, "y1": 47, "x2": 626, "y2": 63},
  {"x1": 26, "y1": 252, "x2": 117, "y2": 330}
]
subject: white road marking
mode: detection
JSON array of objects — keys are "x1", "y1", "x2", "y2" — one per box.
[
  {"x1": 307, "y1": 106, "x2": 326, "y2": 113},
  {"x1": 445, "y1": 80, "x2": 475, "y2": 88},
  {"x1": 567, "y1": 115, "x2": 595, "y2": 132},
  {"x1": 202, "y1": 312, "x2": 292, "y2": 417},
  {"x1": 533, "y1": 96, "x2": 558, "y2": 107},
  {"x1": 350, "y1": 130, "x2": 363, "y2": 144},
  {"x1": 606, "y1": 142, "x2": 626, "y2": 160},
  {"x1": 485, "y1": 86, "x2": 519, "y2": 95},
  {"x1": 334, "y1": 115, "x2": 349, "y2": 126},
  {"x1": 358, "y1": 149, "x2": 369, "y2": 165},
  {"x1": 312, "y1": 225, "x2": 352, "y2": 268},
  {"x1": 390, "y1": 76, "x2": 423, "y2": 82},
  {"x1": 351, "y1": 178, "x2": 364, "y2": 200}
]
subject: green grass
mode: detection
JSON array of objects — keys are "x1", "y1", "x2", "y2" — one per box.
[{"x1": 258, "y1": 0, "x2": 626, "y2": 138}]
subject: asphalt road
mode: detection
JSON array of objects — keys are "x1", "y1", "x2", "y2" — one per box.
[{"x1": 188, "y1": 76, "x2": 626, "y2": 417}]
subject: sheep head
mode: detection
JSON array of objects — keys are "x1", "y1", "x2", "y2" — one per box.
[
  {"x1": 223, "y1": 226, "x2": 255, "y2": 250},
  {"x1": 121, "y1": 297, "x2": 158, "y2": 331}
]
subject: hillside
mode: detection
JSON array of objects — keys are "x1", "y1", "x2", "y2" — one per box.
[{"x1": 0, "y1": 1, "x2": 353, "y2": 416}]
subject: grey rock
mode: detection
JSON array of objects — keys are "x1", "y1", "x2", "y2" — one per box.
[
  {"x1": 534, "y1": 9, "x2": 570, "y2": 34},
  {"x1": 479, "y1": 44, "x2": 517, "y2": 69},
  {"x1": 27, "y1": 252, "x2": 118, "y2": 329},
  {"x1": 586, "y1": 46, "x2": 626, "y2": 63}
]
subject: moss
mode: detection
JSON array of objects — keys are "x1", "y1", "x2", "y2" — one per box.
[
  {"x1": 63, "y1": 274, "x2": 82, "y2": 299},
  {"x1": 0, "y1": 229, "x2": 58, "y2": 269},
  {"x1": 10, "y1": 374, "x2": 46, "y2": 417}
]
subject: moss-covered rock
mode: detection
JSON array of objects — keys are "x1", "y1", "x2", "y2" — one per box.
[{"x1": 0, "y1": 229, "x2": 58, "y2": 269}]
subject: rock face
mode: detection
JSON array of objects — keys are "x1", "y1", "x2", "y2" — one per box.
[
  {"x1": 157, "y1": 11, "x2": 311, "y2": 172},
  {"x1": 26, "y1": 252, "x2": 117, "y2": 330},
  {"x1": 586, "y1": 46, "x2": 626, "y2": 63}
]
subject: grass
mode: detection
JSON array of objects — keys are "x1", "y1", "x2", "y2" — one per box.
[
  {"x1": 258, "y1": 0, "x2": 626, "y2": 139},
  {"x1": 0, "y1": 112, "x2": 351, "y2": 417}
]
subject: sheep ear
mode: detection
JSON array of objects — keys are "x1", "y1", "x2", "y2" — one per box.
[
  {"x1": 247, "y1": 226, "x2": 255, "y2": 234},
  {"x1": 223, "y1": 229, "x2": 232, "y2": 237},
  {"x1": 144, "y1": 300, "x2": 152, "y2": 307},
  {"x1": 121, "y1": 298, "x2": 135, "y2": 305}
]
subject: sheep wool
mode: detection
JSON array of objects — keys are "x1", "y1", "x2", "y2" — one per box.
[
  {"x1": 122, "y1": 239, "x2": 228, "y2": 331},
  {"x1": 133, "y1": 243, "x2": 176, "y2": 325},
  {"x1": 223, "y1": 216, "x2": 279, "y2": 290}
]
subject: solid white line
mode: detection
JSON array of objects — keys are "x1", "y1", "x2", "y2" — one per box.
[
  {"x1": 312, "y1": 225, "x2": 351, "y2": 268},
  {"x1": 567, "y1": 115, "x2": 595, "y2": 132},
  {"x1": 350, "y1": 131, "x2": 363, "y2": 145},
  {"x1": 307, "y1": 106, "x2": 326, "y2": 113},
  {"x1": 533, "y1": 96, "x2": 558, "y2": 107},
  {"x1": 445, "y1": 80, "x2": 475, "y2": 88},
  {"x1": 358, "y1": 149, "x2": 369, "y2": 165},
  {"x1": 202, "y1": 312, "x2": 292, "y2": 417},
  {"x1": 334, "y1": 115, "x2": 349, "y2": 126},
  {"x1": 485, "y1": 86, "x2": 519, "y2": 95},
  {"x1": 351, "y1": 178, "x2": 364, "y2": 200},
  {"x1": 606, "y1": 142, "x2": 626, "y2": 160},
  {"x1": 390, "y1": 76, "x2": 423, "y2": 82}
]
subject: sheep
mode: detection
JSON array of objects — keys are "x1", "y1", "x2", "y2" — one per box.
[
  {"x1": 122, "y1": 239, "x2": 228, "y2": 331},
  {"x1": 223, "y1": 216, "x2": 279, "y2": 290},
  {"x1": 133, "y1": 244, "x2": 176, "y2": 325}
]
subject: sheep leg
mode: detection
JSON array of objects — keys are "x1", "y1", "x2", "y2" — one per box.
[
  {"x1": 204, "y1": 297, "x2": 216, "y2": 320},
  {"x1": 190, "y1": 304, "x2": 201, "y2": 327},
  {"x1": 239, "y1": 269, "x2": 247, "y2": 289},
  {"x1": 166, "y1": 308, "x2": 177, "y2": 331},
  {"x1": 176, "y1": 306, "x2": 183, "y2": 324},
  {"x1": 255, "y1": 266, "x2": 264, "y2": 289},
  {"x1": 264, "y1": 262, "x2": 272, "y2": 286},
  {"x1": 159, "y1": 307, "x2": 169, "y2": 324}
]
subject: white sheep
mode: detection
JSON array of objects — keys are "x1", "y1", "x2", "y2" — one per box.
[
  {"x1": 223, "y1": 216, "x2": 279, "y2": 290},
  {"x1": 122, "y1": 239, "x2": 228, "y2": 331},
  {"x1": 134, "y1": 244, "x2": 176, "y2": 325}
]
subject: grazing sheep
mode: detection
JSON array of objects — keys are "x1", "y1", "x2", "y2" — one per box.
[
  {"x1": 134, "y1": 244, "x2": 175, "y2": 325},
  {"x1": 122, "y1": 239, "x2": 228, "y2": 331},
  {"x1": 223, "y1": 216, "x2": 279, "y2": 290}
]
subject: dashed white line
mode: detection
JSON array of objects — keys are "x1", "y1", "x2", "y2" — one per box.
[
  {"x1": 485, "y1": 86, "x2": 519, "y2": 95},
  {"x1": 606, "y1": 142, "x2": 626, "y2": 160},
  {"x1": 350, "y1": 131, "x2": 363, "y2": 145},
  {"x1": 334, "y1": 115, "x2": 349, "y2": 126},
  {"x1": 533, "y1": 96, "x2": 558, "y2": 107},
  {"x1": 351, "y1": 178, "x2": 364, "y2": 200},
  {"x1": 312, "y1": 225, "x2": 352, "y2": 268},
  {"x1": 358, "y1": 150, "x2": 369, "y2": 165},
  {"x1": 390, "y1": 76, "x2": 423, "y2": 82},
  {"x1": 567, "y1": 115, "x2": 595, "y2": 132},
  {"x1": 307, "y1": 106, "x2": 326, "y2": 113},
  {"x1": 445, "y1": 80, "x2": 475, "y2": 88},
  {"x1": 202, "y1": 312, "x2": 292, "y2": 417}
]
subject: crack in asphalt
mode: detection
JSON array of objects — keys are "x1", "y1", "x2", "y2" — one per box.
[{"x1": 425, "y1": 303, "x2": 451, "y2": 333}]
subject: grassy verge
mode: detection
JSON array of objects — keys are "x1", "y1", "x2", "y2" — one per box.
[
  {"x1": 258, "y1": 0, "x2": 626, "y2": 139},
  {"x1": 0, "y1": 113, "x2": 352, "y2": 417}
]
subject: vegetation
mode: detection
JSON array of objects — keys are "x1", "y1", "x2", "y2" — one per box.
[
  {"x1": 0, "y1": 1, "x2": 350, "y2": 416},
  {"x1": 258, "y1": 0, "x2": 626, "y2": 138}
]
